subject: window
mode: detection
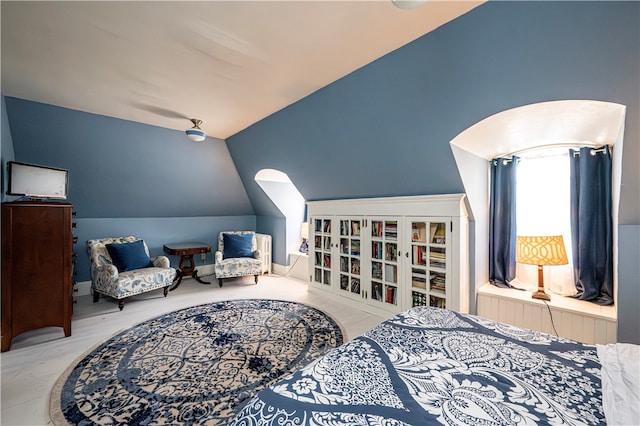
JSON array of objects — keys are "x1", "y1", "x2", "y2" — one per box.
[
  {"x1": 514, "y1": 149, "x2": 575, "y2": 295},
  {"x1": 449, "y1": 99, "x2": 624, "y2": 309}
]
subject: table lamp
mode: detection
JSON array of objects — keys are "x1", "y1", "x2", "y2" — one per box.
[
  {"x1": 299, "y1": 222, "x2": 309, "y2": 253},
  {"x1": 516, "y1": 235, "x2": 568, "y2": 301}
]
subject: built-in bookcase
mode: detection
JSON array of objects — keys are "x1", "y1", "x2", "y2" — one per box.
[
  {"x1": 370, "y1": 218, "x2": 400, "y2": 309},
  {"x1": 408, "y1": 219, "x2": 449, "y2": 309},
  {"x1": 308, "y1": 194, "x2": 469, "y2": 316},
  {"x1": 311, "y1": 217, "x2": 332, "y2": 290},
  {"x1": 337, "y1": 218, "x2": 362, "y2": 302}
]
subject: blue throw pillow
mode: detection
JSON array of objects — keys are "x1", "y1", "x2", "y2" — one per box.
[
  {"x1": 106, "y1": 240, "x2": 154, "y2": 272},
  {"x1": 223, "y1": 233, "x2": 253, "y2": 259}
]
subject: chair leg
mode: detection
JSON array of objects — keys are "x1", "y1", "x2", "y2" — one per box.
[
  {"x1": 218, "y1": 278, "x2": 223, "y2": 287},
  {"x1": 163, "y1": 286, "x2": 169, "y2": 297},
  {"x1": 118, "y1": 300, "x2": 125, "y2": 311},
  {"x1": 254, "y1": 275, "x2": 259, "y2": 284},
  {"x1": 93, "y1": 292, "x2": 100, "y2": 303}
]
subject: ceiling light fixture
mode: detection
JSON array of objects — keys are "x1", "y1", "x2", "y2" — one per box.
[
  {"x1": 185, "y1": 118, "x2": 206, "y2": 142},
  {"x1": 391, "y1": 0, "x2": 428, "y2": 10}
]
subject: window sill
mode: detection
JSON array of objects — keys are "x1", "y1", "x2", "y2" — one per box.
[{"x1": 476, "y1": 283, "x2": 617, "y2": 344}]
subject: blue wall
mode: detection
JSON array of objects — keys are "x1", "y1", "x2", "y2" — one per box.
[
  {"x1": 2, "y1": 99, "x2": 257, "y2": 281},
  {"x1": 5, "y1": 98, "x2": 253, "y2": 218},
  {"x1": 618, "y1": 226, "x2": 640, "y2": 344},
  {"x1": 1, "y1": 95, "x2": 16, "y2": 203}
]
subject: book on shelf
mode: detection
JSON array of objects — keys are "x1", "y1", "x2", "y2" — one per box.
[
  {"x1": 371, "y1": 241, "x2": 382, "y2": 259},
  {"x1": 371, "y1": 221, "x2": 382, "y2": 238},
  {"x1": 430, "y1": 282, "x2": 446, "y2": 293},
  {"x1": 412, "y1": 291, "x2": 427, "y2": 307},
  {"x1": 411, "y1": 222, "x2": 427, "y2": 242},
  {"x1": 372, "y1": 262, "x2": 383, "y2": 279},
  {"x1": 351, "y1": 279, "x2": 360, "y2": 294},
  {"x1": 386, "y1": 286, "x2": 397, "y2": 305},
  {"x1": 429, "y1": 258, "x2": 445, "y2": 269},
  {"x1": 340, "y1": 275, "x2": 348, "y2": 290},
  {"x1": 384, "y1": 264, "x2": 397, "y2": 283},
  {"x1": 340, "y1": 256, "x2": 348, "y2": 272},
  {"x1": 412, "y1": 246, "x2": 427, "y2": 266},
  {"x1": 372, "y1": 281, "x2": 383, "y2": 301},
  {"x1": 429, "y1": 296, "x2": 446, "y2": 309},
  {"x1": 351, "y1": 221, "x2": 361, "y2": 236},
  {"x1": 430, "y1": 223, "x2": 446, "y2": 244},
  {"x1": 429, "y1": 250, "x2": 446, "y2": 258},
  {"x1": 350, "y1": 240, "x2": 361, "y2": 256},
  {"x1": 351, "y1": 258, "x2": 360, "y2": 275},
  {"x1": 340, "y1": 238, "x2": 347, "y2": 254},
  {"x1": 323, "y1": 236, "x2": 332, "y2": 250},
  {"x1": 384, "y1": 221, "x2": 398, "y2": 239},
  {"x1": 385, "y1": 243, "x2": 397, "y2": 261},
  {"x1": 412, "y1": 279, "x2": 427, "y2": 289}
]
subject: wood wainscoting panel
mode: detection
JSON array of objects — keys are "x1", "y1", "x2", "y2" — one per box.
[{"x1": 476, "y1": 283, "x2": 616, "y2": 345}]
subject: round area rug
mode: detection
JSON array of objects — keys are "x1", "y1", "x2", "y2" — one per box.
[{"x1": 50, "y1": 299, "x2": 343, "y2": 425}]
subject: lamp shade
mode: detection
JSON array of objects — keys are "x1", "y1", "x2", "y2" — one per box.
[
  {"x1": 300, "y1": 222, "x2": 309, "y2": 239},
  {"x1": 185, "y1": 128, "x2": 206, "y2": 142},
  {"x1": 186, "y1": 118, "x2": 206, "y2": 142},
  {"x1": 516, "y1": 235, "x2": 568, "y2": 266}
]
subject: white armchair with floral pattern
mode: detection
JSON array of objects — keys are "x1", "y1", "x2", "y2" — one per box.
[
  {"x1": 214, "y1": 231, "x2": 262, "y2": 287},
  {"x1": 87, "y1": 236, "x2": 176, "y2": 310}
]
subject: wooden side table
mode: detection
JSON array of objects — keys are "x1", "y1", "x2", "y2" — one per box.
[{"x1": 163, "y1": 242, "x2": 211, "y2": 291}]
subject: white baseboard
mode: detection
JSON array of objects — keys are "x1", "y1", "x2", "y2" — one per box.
[
  {"x1": 74, "y1": 280, "x2": 92, "y2": 297},
  {"x1": 272, "y1": 263, "x2": 286, "y2": 275},
  {"x1": 194, "y1": 264, "x2": 216, "y2": 277}
]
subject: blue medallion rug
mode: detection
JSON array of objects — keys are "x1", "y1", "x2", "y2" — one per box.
[{"x1": 49, "y1": 299, "x2": 344, "y2": 425}]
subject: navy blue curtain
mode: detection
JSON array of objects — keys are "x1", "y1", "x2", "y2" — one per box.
[
  {"x1": 489, "y1": 157, "x2": 518, "y2": 287},
  {"x1": 569, "y1": 146, "x2": 614, "y2": 305}
]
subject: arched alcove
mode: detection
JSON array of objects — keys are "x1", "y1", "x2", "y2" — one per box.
[
  {"x1": 450, "y1": 100, "x2": 626, "y2": 312},
  {"x1": 254, "y1": 169, "x2": 306, "y2": 265}
]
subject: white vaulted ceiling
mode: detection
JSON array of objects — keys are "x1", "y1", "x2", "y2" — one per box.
[{"x1": 1, "y1": 1, "x2": 483, "y2": 139}]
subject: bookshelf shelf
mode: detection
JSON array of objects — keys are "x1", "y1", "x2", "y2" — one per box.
[{"x1": 308, "y1": 194, "x2": 469, "y2": 316}]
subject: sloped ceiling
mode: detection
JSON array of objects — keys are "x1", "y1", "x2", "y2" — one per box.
[{"x1": 1, "y1": 1, "x2": 483, "y2": 139}]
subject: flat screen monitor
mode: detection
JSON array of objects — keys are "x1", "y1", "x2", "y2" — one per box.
[{"x1": 6, "y1": 161, "x2": 68, "y2": 200}]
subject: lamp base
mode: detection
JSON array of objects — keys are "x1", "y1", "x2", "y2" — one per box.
[{"x1": 532, "y1": 289, "x2": 551, "y2": 301}]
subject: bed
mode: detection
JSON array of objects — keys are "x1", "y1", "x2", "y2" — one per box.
[{"x1": 228, "y1": 306, "x2": 636, "y2": 425}]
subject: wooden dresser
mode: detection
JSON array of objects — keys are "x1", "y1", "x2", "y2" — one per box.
[{"x1": 1, "y1": 201, "x2": 75, "y2": 352}]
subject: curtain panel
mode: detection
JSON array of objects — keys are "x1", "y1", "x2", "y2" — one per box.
[
  {"x1": 569, "y1": 146, "x2": 614, "y2": 305},
  {"x1": 489, "y1": 157, "x2": 518, "y2": 287}
]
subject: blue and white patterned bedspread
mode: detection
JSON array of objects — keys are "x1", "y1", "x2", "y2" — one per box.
[{"x1": 228, "y1": 306, "x2": 604, "y2": 425}]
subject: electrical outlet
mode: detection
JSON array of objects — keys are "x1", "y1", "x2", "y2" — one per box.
[{"x1": 201, "y1": 253, "x2": 207, "y2": 261}]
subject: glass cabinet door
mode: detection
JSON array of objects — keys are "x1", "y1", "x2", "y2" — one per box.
[
  {"x1": 337, "y1": 218, "x2": 362, "y2": 301},
  {"x1": 311, "y1": 217, "x2": 333, "y2": 289},
  {"x1": 370, "y1": 218, "x2": 400, "y2": 311},
  {"x1": 408, "y1": 219, "x2": 449, "y2": 309}
]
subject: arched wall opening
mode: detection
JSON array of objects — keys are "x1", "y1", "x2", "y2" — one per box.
[
  {"x1": 450, "y1": 100, "x2": 626, "y2": 313},
  {"x1": 254, "y1": 169, "x2": 306, "y2": 266}
]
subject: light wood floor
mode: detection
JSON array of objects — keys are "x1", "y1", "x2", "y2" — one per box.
[{"x1": 0, "y1": 275, "x2": 387, "y2": 426}]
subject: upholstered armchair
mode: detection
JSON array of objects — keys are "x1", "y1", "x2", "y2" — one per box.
[
  {"x1": 214, "y1": 231, "x2": 262, "y2": 287},
  {"x1": 87, "y1": 236, "x2": 176, "y2": 310}
]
